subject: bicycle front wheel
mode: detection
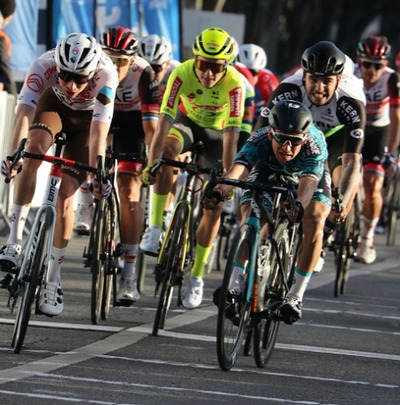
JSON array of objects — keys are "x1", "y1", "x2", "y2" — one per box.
[
  {"x1": 387, "y1": 175, "x2": 400, "y2": 247},
  {"x1": 216, "y1": 224, "x2": 254, "y2": 371},
  {"x1": 12, "y1": 209, "x2": 51, "y2": 353},
  {"x1": 152, "y1": 203, "x2": 188, "y2": 336},
  {"x1": 91, "y1": 200, "x2": 106, "y2": 324}
]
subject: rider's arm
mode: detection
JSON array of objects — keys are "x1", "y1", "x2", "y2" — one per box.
[
  {"x1": 216, "y1": 162, "x2": 249, "y2": 198},
  {"x1": 387, "y1": 72, "x2": 400, "y2": 154},
  {"x1": 222, "y1": 128, "x2": 240, "y2": 171},
  {"x1": 89, "y1": 120, "x2": 111, "y2": 167},
  {"x1": 147, "y1": 114, "x2": 173, "y2": 165},
  {"x1": 340, "y1": 152, "x2": 362, "y2": 207},
  {"x1": 8, "y1": 103, "x2": 35, "y2": 154}
]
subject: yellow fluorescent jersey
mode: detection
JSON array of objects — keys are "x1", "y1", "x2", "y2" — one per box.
[{"x1": 160, "y1": 59, "x2": 246, "y2": 130}]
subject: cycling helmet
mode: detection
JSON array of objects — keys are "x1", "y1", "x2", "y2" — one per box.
[
  {"x1": 139, "y1": 34, "x2": 172, "y2": 65},
  {"x1": 237, "y1": 44, "x2": 267, "y2": 70},
  {"x1": 268, "y1": 100, "x2": 313, "y2": 134},
  {"x1": 101, "y1": 26, "x2": 139, "y2": 56},
  {"x1": 301, "y1": 41, "x2": 345, "y2": 76},
  {"x1": 357, "y1": 36, "x2": 391, "y2": 60},
  {"x1": 55, "y1": 33, "x2": 101, "y2": 75},
  {"x1": 192, "y1": 27, "x2": 234, "y2": 61}
]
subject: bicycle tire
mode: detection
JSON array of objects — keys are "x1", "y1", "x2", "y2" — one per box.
[
  {"x1": 91, "y1": 200, "x2": 106, "y2": 324},
  {"x1": 152, "y1": 203, "x2": 189, "y2": 336},
  {"x1": 387, "y1": 176, "x2": 400, "y2": 247},
  {"x1": 253, "y1": 222, "x2": 290, "y2": 368},
  {"x1": 334, "y1": 207, "x2": 354, "y2": 297},
  {"x1": 216, "y1": 223, "x2": 254, "y2": 371},
  {"x1": 101, "y1": 192, "x2": 119, "y2": 320},
  {"x1": 12, "y1": 209, "x2": 52, "y2": 353}
]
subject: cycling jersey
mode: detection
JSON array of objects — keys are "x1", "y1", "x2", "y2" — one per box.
[
  {"x1": 260, "y1": 69, "x2": 366, "y2": 155},
  {"x1": 19, "y1": 49, "x2": 118, "y2": 123},
  {"x1": 235, "y1": 123, "x2": 327, "y2": 181},
  {"x1": 160, "y1": 59, "x2": 246, "y2": 131},
  {"x1": 354, "y1": 65, "x2": 400, "y2": 127},
  {"x1": 254, "y1": 68, "x2": 279, "y2": 122}
]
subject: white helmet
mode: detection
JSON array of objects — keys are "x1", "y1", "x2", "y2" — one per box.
[
  {"x1": 238, "y1": 43, "x2": 267, "y2": 70},
  {"x1": 55, "y1": 33, "x2": 101, "y2": 74},
  {"x1": 139, "y1": 34, "x2": 172, "y2": 65}
]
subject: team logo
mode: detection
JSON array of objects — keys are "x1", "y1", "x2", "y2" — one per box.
[
  {"x1": 26, "y1": 74, "x2": 44, "y2": 92},
  {"x1": 350, "y1": 129, "x2": 363, "y2": 139}
]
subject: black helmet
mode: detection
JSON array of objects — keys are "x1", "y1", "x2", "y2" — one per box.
[
  {"x1": 268, "y1": 100, "x2": 313, "y2": 134},
  {"x1": 357, "y1": 36, "x2": 391, "y2": 60},
  {"x1": 301, "y1": 41, "x2": 345, "y2": 75}
]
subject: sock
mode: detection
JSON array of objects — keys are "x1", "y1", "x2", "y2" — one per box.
[
  {"x1": 361, "y1": 217, "x2": 379, "y2": 240},
  {"x1": 191, "y1": 243, "x2": 212, "y2": 278},
  {"x1": 76, "y1": 182, "x2": 94, "y2": 205},
  {"x1": 150, "y1": 193, "x2": 168, "y2": 228},
  {"x1": 47, "y1": 246, "x2": 66, "y2": 285},
  {"x1": 121, "y1": 243, "x2": 138, "y2": 280},
  {"x1": 8, "y1": 204, "x2": 30, "y2": 245},
  {"x1": 288, "y1": 267, "x2": 313, "y2": 300}
]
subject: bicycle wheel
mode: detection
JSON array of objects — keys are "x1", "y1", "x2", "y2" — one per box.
[
  {"x1": 91, "y1": 199, "x2": 106, "y2": 324},
  {"x1": 216, "y1": 223, "x2": 254, "y2": 371},
  {"x1": 253, "y1": 222, "x2": 290, "y2": 368},
  {"x1": 387, "y1": 175, "x2": 400, "y2": 247},
  {"x1": 12, "y1": 209, "x2": 52, "y2": 353},
  {"x1": 152, "y1": 203, "x2": 188, "y2": 336},
  {"x1": 101, "y1": 191, "x2": 120, "y2": 320},
  {"x1": 334, "y1": 207, "x2": 354, "y2": 297}
]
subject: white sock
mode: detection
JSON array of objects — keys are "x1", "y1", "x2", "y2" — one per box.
[
  {"x1": 8, "y1": 204, "x2": 30, "y2": 245},
  {"x1": 47, "y1": 246, "x2": 66, "y2": 285},
  {"x1": 76, "y1": 182, "x2": 94, "y2": 205},
  {"x1": 361, "y1": 217, "x2": 379, "y2": 240},
  {"x1": 121, "y1": 243, "x2": 138, "y2": 280},
  {"x1": 288, "y1": 268, "x2": 313, "y2": 300}
]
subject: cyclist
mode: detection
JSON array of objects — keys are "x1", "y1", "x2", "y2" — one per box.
[
  {"x1": 139, "y1": 26, "x2": 246, "y2": 308},
  {"x1": 100, "y1": 26, "x2": 159, "y2": 302},
  {"x1": 237, "y1": 43, "x2": 279, "y2": 124},
  {"x1": 258, "y1": 41, "x2": 366, "y2": 272},
  {"x1": 139, "y1": 34, "x2": 181, "y2": 98},
  {"x1": 354, "y1": 36, "x2": 400, "y2": 263},
  {"x1": 0, "y1": 33, "x2": 118, "y2": 316},
  {"x1": 204, "y1": 100, "x2": 331, "y2": 324}
]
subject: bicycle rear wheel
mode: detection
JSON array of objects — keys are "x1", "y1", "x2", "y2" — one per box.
[
  {"x1": 91, "y1": 200, "x2": 106, "y2": 324},
  {"x1": 152, "y1": 203, "x2": 188, "y2": 336},
  {"x1": 216, "y1": 224, "x2": 254, "y2": 371},
  {"x1": 12, "y1": 209, "x2": 51, "y2": 353},
  {"x1": 253, "y1": 222, "x2": 290, "y2": 368}
]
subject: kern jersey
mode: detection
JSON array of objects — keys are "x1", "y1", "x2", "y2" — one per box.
[
  {"x1": 261, "y1": 69, "x2": 366, "y2": 154},
  {"x1": 19, "y1": 49, "x2": 118, "y2": 123},
  {"x1": 114, "y1": 55, "x2": 159, "y2": 116},
  {"x1": 235, "y1": 123, "x2": 327, "y2": 181},
  {"x1": 160, "y1": 59, "x2": 246, "y2": 131},
  {"x1": 355, "y1": 65, "x2": 400, "y2": 127}
]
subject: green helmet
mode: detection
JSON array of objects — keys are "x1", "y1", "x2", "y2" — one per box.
[{"x1": 192, "y1": 27, "x2": 234, "y2": 61}]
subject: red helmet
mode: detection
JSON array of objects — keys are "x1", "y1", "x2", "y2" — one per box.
[
  {"x1": 101, "y1": 26, "x2": 139, "y2": 56},
  {"x1": 357, "y1": 36, "x2": 391, "y2": 60}
]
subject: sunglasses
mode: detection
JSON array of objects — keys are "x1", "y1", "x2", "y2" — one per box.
[
  {"x1": 271, "y1": 130, "x2": 305, "y2": 147},
  {"x1": 361, "y1": 61, "x2": 384, "y2": 70},
  {"x1": 58, "y1": 69, "x2": 91, "y2": 85},
  {"x1": 195, "y1": 58, "x2": 227, "y2": 74},
  {"x1": 108, "y1": 55, "x2": 133, "y2": 67},
  {"x1": 151, "y1": 64, "x2": 164, "y2": 73}
]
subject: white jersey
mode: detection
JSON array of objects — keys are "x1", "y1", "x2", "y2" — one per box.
[
  {"x1": 19, "y1": 49, "x2": 119, "y2": 123},
  {"x1": 114, "y1": 55, "x2": 159, "y2": 113},
  {"x1": 158, "y1": 59, "x2": 181, "y2": 97}
]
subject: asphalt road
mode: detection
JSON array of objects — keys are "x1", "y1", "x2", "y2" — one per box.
[{"x1": 0, "y1": 222, "x2": 399, "y2": 405}]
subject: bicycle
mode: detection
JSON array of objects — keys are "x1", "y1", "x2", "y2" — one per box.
[
  {"x1": 149, "y1": 143, "x2": 212, "y2": 336},
  {"x1": 330, "y1": 188, "x2": 361, "y2": 297},
  {"x1": 83, "y1": 148, "x2": 144, "y2": 324},
  {"x1": 207, "y1": 170, "x2": 302, "y2": 371},
  {"x1": 383, "y1": 170, "x2": 400, "y2": 247},
  {"x1": 4, "y1": 132, "x2": 99, "y2": 353}
]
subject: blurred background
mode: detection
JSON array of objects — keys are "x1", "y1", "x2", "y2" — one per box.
[{"x1": 3, "y1": 0, "x2": 400, "y2": 88}]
